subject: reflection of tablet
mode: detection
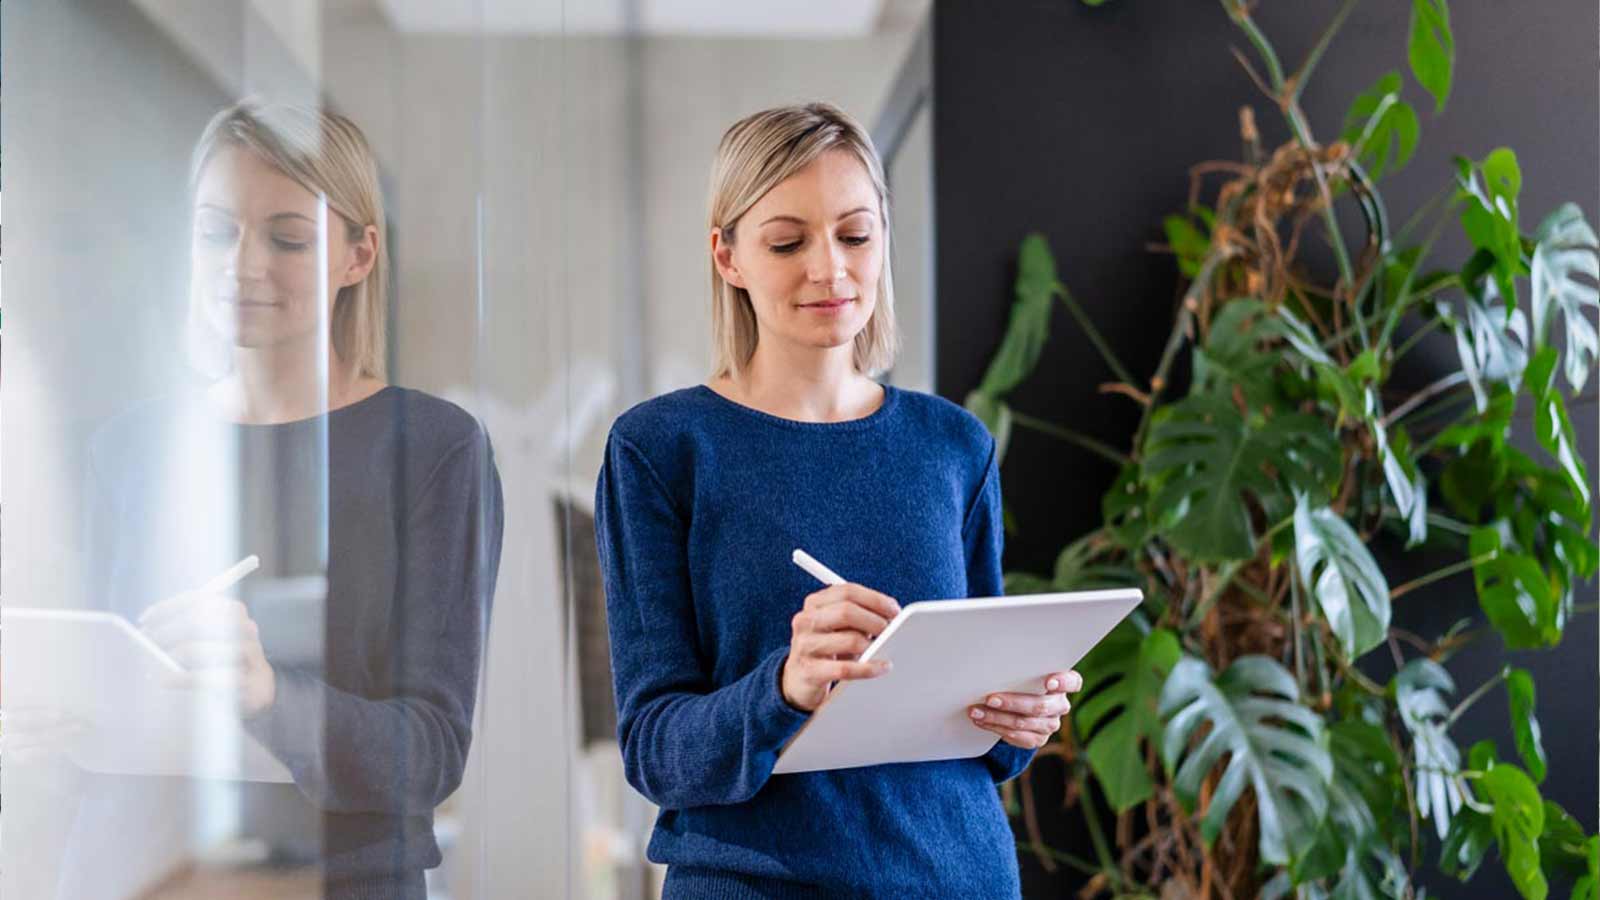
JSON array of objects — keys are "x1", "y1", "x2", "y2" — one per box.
[
  {"x1": 1, "y1": 607, "x2": 292, "y2": 782},
  {"x1": 772, "y1": 588, "x2": 1142, "y2": 775}
]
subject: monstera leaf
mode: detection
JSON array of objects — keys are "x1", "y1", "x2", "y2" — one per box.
[
  {"x1": 1396, "y1": 659, "x2": 1465, "y2": 841},
  {"x1": 1193, "y1": 298, "x2": 1285, "y2": 410},
  {"x1": 1160, "y1": 655, "x2": 1332, "y2": 865},
  {"x1": 1142, "y1": 394, "x2": 1338, "y2": 562},
  {"x1": 1293, "y1": 493, "x2": 1392, "y2": 658},
  {"x1": 1529, "y1": 202, "x2": 1600, "y2": 393},
  {"x1": 1075, "y1": 624, "x2": 1181, "y2": 812},
  {"x1": 966, "y1": 233, "x2": 1064, "y2": 463},
  {"x1": 1297, "y1": 720, "x2": 1409, "y2": 898}
]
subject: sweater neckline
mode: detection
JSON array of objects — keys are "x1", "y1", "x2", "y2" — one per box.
[{"x1": 694, "y1": 382, "x2": 898, "y2": 432}]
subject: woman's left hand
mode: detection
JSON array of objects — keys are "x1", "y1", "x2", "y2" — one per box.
[{"x1": 969, "y1": 669, "x2": 1083, "y2": 750}]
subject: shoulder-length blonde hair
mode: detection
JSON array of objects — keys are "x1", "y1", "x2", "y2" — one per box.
[
  {"x1": 186, "y1": 99, "x2": 389, "y2": 382},
  {"x1": 707, "y1": 102, "x2": 898, "y2": 380}
]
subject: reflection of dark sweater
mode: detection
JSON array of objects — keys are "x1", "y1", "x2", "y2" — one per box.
[
  {"x1": 594, "y1": 383, "x2": 1032, "y2": 899},
  {"x1": 86, "y1": 386, "x2": 504, "y2": 884}
]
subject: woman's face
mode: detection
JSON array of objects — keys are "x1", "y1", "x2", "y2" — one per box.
[
  {"x1": 191, "y1": 146, "x2": 374, "y2": 352},
  {"x1": 713, "y1": 149, "x2": 883, "y2": 359}
]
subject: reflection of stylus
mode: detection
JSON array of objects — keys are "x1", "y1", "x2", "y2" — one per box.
[
  {"x1": 196, "y1": 555, "x2": 261, "y2": 595},
  {"x1": 791, "y1": 549, "x2": 845, "y2": 586}
]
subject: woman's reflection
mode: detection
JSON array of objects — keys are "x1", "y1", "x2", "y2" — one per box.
[{"x1": 74, "y1": 100, "x2": 504, "y2": 900}]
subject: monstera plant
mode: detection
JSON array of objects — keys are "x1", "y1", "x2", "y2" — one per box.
[{"x1": 967, "y1": 2, "x2": 1599, "y2": 898}]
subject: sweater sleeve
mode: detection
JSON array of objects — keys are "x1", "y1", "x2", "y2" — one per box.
[
  {"x1": 963, "y1": 436, "x2": 1036, "y2": 785},
  {"x1": 245, "y1": 430, "x2": 504, "y2": 814},
  {"x1": 594, "y1": 432, "x2": 811, "y2": 810}
]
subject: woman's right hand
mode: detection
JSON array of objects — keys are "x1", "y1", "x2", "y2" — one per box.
[{"x1": 780, "y1": 583, "x2": 901, "y2": 712}]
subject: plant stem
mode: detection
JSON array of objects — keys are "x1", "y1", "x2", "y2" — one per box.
[
  {"x1": 1015, "y1": 842, "x2": 1102, "y2": 877},
  {"x1": 1392, "y1": 316, "x2": 1445, "y2": 363},
  {"x1": 1390, "y1": 550, "x2": 1497, "y2": 600},
  {"x1": 1077, "y1": 773, "x2": 1124, "y2": 888},
  {"x1": 1447, "y1": 669, "x2": 1509, "y2": 726},
  {"x1": 1133, "y1": 250, "x2": 1232, "y2": 452},
  {"x1": 1289, "y1": 563, "x2": 1306, "y2": 689},
  {"x1": 1058, "y1": 285, "x2": 1137, "y2": 387},
  {"x1": 1382, "y1": 371, "x2": 1471, "y2": 427},
  {"x1": 1010, "y1": 411, "x2": 1131, "y2": 467}
]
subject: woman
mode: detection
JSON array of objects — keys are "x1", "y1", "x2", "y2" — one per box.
[
  {"x1": 594, "y1": 102, "x2": 1081, "y2": 898},
  {"x1": 77, "y1": 100, "x2": 504, "y2": 899}
]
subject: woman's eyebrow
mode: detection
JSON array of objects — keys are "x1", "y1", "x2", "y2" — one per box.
[
  {"x1": 759, "y1": 206, "x2": 874, "y2": 227},
  {"x1": 268, "y1": 212, "x2": 317, "y2": 225}
]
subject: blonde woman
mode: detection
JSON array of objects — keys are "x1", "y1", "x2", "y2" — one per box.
[
  {"x1": 75, "y1": 101, "x2": 503, "y2": 899},
  {"x1": 595, "y1": 102, "x2": 1081, "y2": 898}
]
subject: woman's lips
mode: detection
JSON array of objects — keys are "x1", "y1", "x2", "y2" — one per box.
[{"x1": 800, "y1": 297, "x2": 854, "y2": 310}]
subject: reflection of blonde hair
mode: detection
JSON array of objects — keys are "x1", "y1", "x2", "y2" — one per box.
[
  {"x1": 187, "y1": 99, "x2": 389, "y2": 381},
  {"x1": 707, "y1": 102, "x2": 898, "y2": 380}
]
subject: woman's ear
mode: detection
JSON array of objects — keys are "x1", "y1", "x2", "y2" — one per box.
[
  {"x1": 339, "y1": 224, "x2": 379, "y2": 288},
  {"x1": 710, "y1": 227, "x2": 746, "y2": 289}
]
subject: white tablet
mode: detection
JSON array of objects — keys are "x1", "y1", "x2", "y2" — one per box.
[
  {"x1": 772, "y1": 588, "x2": 1142, "y2": 775},
  {"x1": 1, "y1": 607, "x2": 293, "y2": 782}
]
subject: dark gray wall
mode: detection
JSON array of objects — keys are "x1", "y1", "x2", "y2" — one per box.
[{"x1": 929, "y1": 1, "x2": 1597, "y2": 895}]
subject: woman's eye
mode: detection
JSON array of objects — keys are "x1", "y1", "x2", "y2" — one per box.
[
  {"x1": 272, "y1": 235, "x2": 312, "y2": 252},
  {"x1": 198, "y1": 224, "x2": 238, "y2": 245},
  {"x1": 769, "y1": 240, "x2": 802, "y2": 254},
  {"x1": 842, "y1": 235, "x2": 871, "y2": 247}
]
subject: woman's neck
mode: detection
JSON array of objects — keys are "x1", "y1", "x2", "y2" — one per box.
[
  {"x1": 215, "y1": 339, "x2": 383, "y2": 424},
  {"x1": 716, "y1": 342, "x2": 881, "y2": 423}
]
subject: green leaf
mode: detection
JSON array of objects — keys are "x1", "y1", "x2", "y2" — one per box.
[
  {"x1": 1164, "y1": 210, "x2": 1211, "y2": 278},
  {"x1": 1297, "y1": 719, "x2": 1406, "y2": 890},
  {"x1": 1408, "y1": 0, "x2": 1454, "y2": 113},
  {"x1": 1433, "y1": 383, "x2": 1516, "y2": 450},
  {"x1": 1504, "y1": 668, "x2": 1547, "y2": 783},
  {"x1": 1142, "y1": 394, "x2": 1338, "y2": 562},
  {"x1": 1456, "y1": 149, "x2": 1526, "y2": 307},
  {"x1": 1386, "y1": 425, "x2": 1429, "y2": 548},
  {"x1": 1396, "y1": 659, "x2": 1465, "y2": 841},
  {"x1": 1440, "y1": 437, "x2": 1508, "y2": 520},
  {"x1": 1441, "y1": 806, "x2": 1494, "y2": 881},
  {"x1": 1342, "y1": 72, "x2": 1420, "y2": 181},
  {"x1": 1538, "y1": 801, "x2": 1593, "y2": 883},
  {"x1": 1077, "y1": 625, "x2": 1181, "y2": 812},
  {"x1": 1478, "y1": 763, "x2": 1548, "y2": 900},
  {"x1": 1160, "y1": 655, "x2": 1332, "y2": 865},
  {"x1": 1529, "y1": 203, "x2": 1600, "y2": 392},
  {"x1": 1102, "y1": 462, "x2": 1153, "y2": 549},
  {"x1": 1447, "y1": 291, "x2": 1530, "y2": 413},
  {"x1": 1574, "y1": 836, "x2": 1600, "y2": 900},
  {"x1": 977, "y1": 233, "x2": 1060, "y2": 397},
  {"x1": 1193, "y1": 298, "x2": 1285, "y2": 410},
  {"x1": 1472, "y1": 525, "x2": 1562, "y2": 649},
  {"x1": 1526, "y1": 346, "x2": 1592, "y2": 513},
  {"x1": 964, "y1": 390, "x2": 1014, "y2": 463},
  {"x1": 1051, "y1": 531, "x2": 1139, "y2": 590},
  {"x1": 1293, "y1": 493, "x2": 1391, "y2": 658}
]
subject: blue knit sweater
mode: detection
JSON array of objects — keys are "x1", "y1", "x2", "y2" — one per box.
[{"x1": 594, "y1": 382, "x2": 1034, "y2": 899}]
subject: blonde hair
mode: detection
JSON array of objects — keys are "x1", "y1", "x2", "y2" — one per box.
[
  {"x1": 187, "y1": 99, "x2": 389, "y2": 381},
  {"x1": 707, "y1": 102, "x2": 899, "y2": 380}
]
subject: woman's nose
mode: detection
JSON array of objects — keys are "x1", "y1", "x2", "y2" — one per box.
[
  {"x1": 226, "y1": 231, "x2": 271, "y2": 281},
  {"x1": 806, "y1": 239, "x2": 847, "y2": 286}
]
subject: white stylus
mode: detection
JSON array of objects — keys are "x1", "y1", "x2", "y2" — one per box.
[
  {"x1": 791, "y1": 549, "x2": 845, "y2": 586},
  {"x1": 196, "y1": 554, "x2": 261, "y2": 595}
]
